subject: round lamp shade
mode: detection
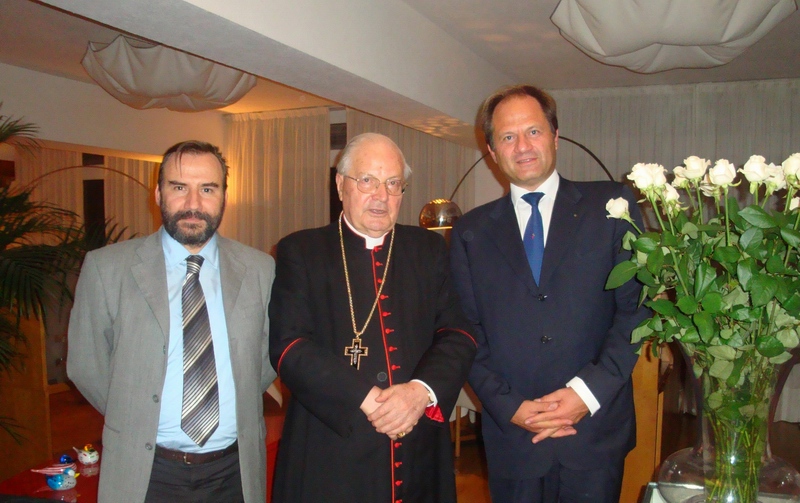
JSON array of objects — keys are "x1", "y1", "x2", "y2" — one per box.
[{"x1": 419, "y1": 198, "x2": 463, "y2": 230}]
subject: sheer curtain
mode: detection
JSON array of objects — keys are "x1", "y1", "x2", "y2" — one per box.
[
  {"x1": 223, "y1": 107, "x2": 330, "y2": 254},
  {"x1": 13, "y1": 147, "x2": 158, "y2": 238},
  {"x1": 346, "y1": 109, "x2": 479, "y2": 226},
  {"x1": 550, "y1": 79, "x2": 800, "y2": 183}
]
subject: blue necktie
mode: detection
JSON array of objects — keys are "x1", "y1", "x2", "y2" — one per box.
[{"x1": 522, "y1": 192, "x2": 545, "y2": 285}]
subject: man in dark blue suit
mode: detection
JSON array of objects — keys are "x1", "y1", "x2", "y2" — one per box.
[{"x1": 450, "y1": 85, "x2": 649, "y2": 502}]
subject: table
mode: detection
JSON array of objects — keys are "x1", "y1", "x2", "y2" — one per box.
[
  {"x1": 0, "y1": 460, "x2": 98, "y2": 503},
  {"x1": 642, "y1": 482, "x2": 796, "y2": 502},
  {"x1": 1, "y1": 441, "x2": 279, "y2": 503}
]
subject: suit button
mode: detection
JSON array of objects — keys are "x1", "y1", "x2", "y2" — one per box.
[
  {"x1": 377, "y1": 372, "x2": 388, "y2": 382},
  {"x1": 145, "y1": 443, "x2": 153, "y2": 450},
  {"x1": 541, "y1": 336, "x2": 552, "y2": 343},
  {"x1": 152, "y1": 395, "x2": 159, "y2": 403},
  {"x1": 537, "y1": 294, "x2": 547, "y2": 301}
]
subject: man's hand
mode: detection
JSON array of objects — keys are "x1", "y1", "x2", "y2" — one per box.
[
  {"x1": 511, "y1": 399, "x2": 574, "y2": 437},
  {"x1": 360, "y1": 386, "x2": 382, "y2": 416},
  {"x1": 367, "y1": 382, "x2": 429, "y2": 439},
  {"x1": 525, "y1": 387, "x2": 588, "y2": 444}
]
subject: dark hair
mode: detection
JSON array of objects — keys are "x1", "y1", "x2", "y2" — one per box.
[
  {"x1": 480, "y1": 85, "x2": 558, "y2": 150},
  {"x1": 158, "y1": 140, "x2": 228, "y2": 190}
]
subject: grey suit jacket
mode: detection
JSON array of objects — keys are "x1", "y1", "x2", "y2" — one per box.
[{"x1": 67, "y1": 230, "x2": 276, "y2": 503}]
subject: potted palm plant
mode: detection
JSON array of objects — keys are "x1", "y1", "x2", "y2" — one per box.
[{"x1": 0, "y1": 105, "x2": 83, "y2": 441}]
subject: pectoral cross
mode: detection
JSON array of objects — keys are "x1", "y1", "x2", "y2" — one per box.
[{"x1": 345, "y1": 338, "x2": 368, "y2": 369}]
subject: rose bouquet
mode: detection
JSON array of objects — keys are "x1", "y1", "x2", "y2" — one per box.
[{"x1": 606, "y1": 153, "x2": 800, "y2": 503}]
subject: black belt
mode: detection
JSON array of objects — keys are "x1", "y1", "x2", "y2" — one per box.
[{"x1": 155, "y1": 441, "x2": 238, "y2": 465}]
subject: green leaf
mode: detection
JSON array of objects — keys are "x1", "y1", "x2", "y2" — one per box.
[
  {"x1": 646, "y1": 248, "x2": 665, "y2": 275},
  {"x1": 632, "y1": 235, "x2": 658, "y2": 254},
  {"x1": 694, "y1": 263, "x2": 716, "y2": 299},
  {"x1": 680, "y1": 326, "x2": 701, "y2": 343},
  {"x1": 631, "y1": 323, "x2": 654, "y2": 344},
  {"x1": 636, "y1": 268, "x2": 657, "y2": 287},
  {"x1": 767, "y1": 255, "x2": 786, "y2": 274},
  {"x1": 605, "y1": 261, "x2": 638, "y2": 290},
  {"x1": 739, "y1": 228, "x2": 764, "y2": 255},
  {"x1": 694, "y1": 311, "x2": 717, "y2": 342},
  {"x1": 712, "y1": 246, "x2": 741, "y2": 264},
  {"x1": 776, "y1": 328, "x2": 800, "y2": 350},
  {"x1": 706, "y1": 390, "x2": 723, "y2": 410},
  {"x1": 726, "y1": 357, "x2": 747, "y2": 387},
  {"x1": 756, "y1": 335, "x2": 785, "y2": 357},
  {"x1": 661, "y1": 231, "x2": 679, "y2": 247},
  {"x1": 739, "y1": 205, "x2": 778, "y2": 229},
  {"x1": 647, "y1": 298, "x2": 679, "y2": 317},
  {"x1": 770, "y1": 352, "x2": 794, "y2": 364},
  {"x1": 750, "y1": 275, "x2": 778, "y2": 307},
  {"x1": 707, "y1": 345, "x2": 736, "y2": 360},
  {"x1": 681, "y1": 221, "x2": 699, "y2": 239},
  {"x1": 709, "y1": 359, "x2": 734, "y2": 380},
  {"x1": 676, "y1": 295, "x2": 698, "y2": 315},
  {"x1": 781, "y1": 227, "x2": 800, "y2": 248},
  {"x1": 736, "y1": 259, "x2": 758, "y2": 291},
  {"x1": 700, "y1": 292, "x2": 724, "y2": 313}
]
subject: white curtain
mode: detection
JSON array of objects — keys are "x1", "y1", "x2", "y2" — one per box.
[
  {"x1": 550, "y1": 79, "x2": 800, "y2": 183},
  {"x1": 13, "y1": 148, "x2": 157, "y2": 238},
  {"x1": 222, "y1": 107, "x2": 330, "y2": 254},
  {"x1": 346, "y1": 109, "x2": 479, "y2": 226}
]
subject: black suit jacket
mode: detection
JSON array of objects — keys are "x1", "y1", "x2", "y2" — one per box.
[{"x1": 450, "y1": 177, "x2": 649, "y2": 479}]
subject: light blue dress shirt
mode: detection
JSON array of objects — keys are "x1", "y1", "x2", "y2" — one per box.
[{"x1": 156, "y1": 228, "x2": 237, "y2": 452}]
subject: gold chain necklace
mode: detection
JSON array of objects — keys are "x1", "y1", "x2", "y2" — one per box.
[{"x1": 339, "y1": 213, "x2": 395, "y2": 369}]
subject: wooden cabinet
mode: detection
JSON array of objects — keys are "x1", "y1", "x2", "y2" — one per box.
[
  {"x1": 0, "y1": 317, "x2": 52, "y2": 481},
  {"x1": 620, "y1": 346, "x2": 664, "y2": 503}
]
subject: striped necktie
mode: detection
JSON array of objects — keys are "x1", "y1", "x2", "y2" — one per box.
[
  {"x1": 180, "y1": 255, "x2": 219, "y2": 446},
  {"x1": 522, "y1": 192, "x2": 545, "y2": 285}
]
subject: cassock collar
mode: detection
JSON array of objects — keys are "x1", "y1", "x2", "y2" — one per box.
[{"x1": 342, "y1": 214, "x2": 390, "y2": 250}]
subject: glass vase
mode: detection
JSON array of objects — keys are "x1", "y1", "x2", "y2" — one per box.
[{"x1": 658, "y1": 346, "x2": 800, "y2": 503}]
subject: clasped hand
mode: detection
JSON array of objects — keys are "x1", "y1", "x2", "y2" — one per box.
[
  {"x1": 361, "y1": 382, "x2": 428, "y2": 440},
  {"x1": 511, "y1": 387, "x2": 589, "y2": 443}
]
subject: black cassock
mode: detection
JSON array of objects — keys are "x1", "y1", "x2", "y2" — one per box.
[{"x1": 269, "y1": 221, "x2": 476, "y2": 503}]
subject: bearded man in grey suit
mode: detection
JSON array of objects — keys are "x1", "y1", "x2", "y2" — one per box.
[{"x1": 67, "y1": 140, "x2": 276, "y2": 503}]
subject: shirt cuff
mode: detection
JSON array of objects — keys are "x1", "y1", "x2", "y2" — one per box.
[
  {"x1": 566, "y1": 377, "x2": 600, "y2": 415},
  {"x1": 410, "y1": 379, "x2": 437, "y2": 407}
]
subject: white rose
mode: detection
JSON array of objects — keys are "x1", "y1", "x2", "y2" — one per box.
[
  {"x1": 790, "y1": 197, "x2": 800, "y2": 212},
  {"x1": 627, "y1": 163, "x2": 655, "y2": 189},
  {"x1": 765, "y1": 163, "x2": 786, "y2": 193},
  {"x1": 783, "y1": 153, "x2": 800, "y2": 177},
  {"x1": 699, "y1": 173, "x2": 718, "y2": 198},
  {"x1": 672, "y1": 171, "x2": 689, "y2": 189},
  {"x1": 662, "y1": 184, "x2": 682, "y2": 217},
  {"x1": 605, "y1": 197, "x2": 630, "y2": 220},
  {"x1": 708, "y1": 159, "x2": 737, "y2": 187},
  {"x1": 682, "y1": 156, "x2": 710, "y2": 180},
  {"x1": 740, "y1": 155, "x2": 769, "y2": 183},
  {"x1": 663, "y1": 183, "x2": 680, "y2": 203},
  {"x1": 648, "y1": 163, "x2": 668, "y2": 188}
]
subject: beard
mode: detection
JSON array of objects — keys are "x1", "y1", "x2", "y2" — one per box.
[{"x1": 161, "y1": 206, "x2": 223, "y2": 248}]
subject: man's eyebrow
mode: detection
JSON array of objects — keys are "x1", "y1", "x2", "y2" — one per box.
[{"x1": 201, "y1": 182, "x2": 221, "y2": 188}]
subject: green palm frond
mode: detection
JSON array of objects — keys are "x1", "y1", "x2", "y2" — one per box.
[
  {"x1": 0, "y1": 185, "x2": 82, "y2": 372},
  {"x1": 0, "y1": 102, "x2": 39, "y2": 154}
]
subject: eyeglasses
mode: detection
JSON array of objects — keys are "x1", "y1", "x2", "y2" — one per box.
[{"x1": 344, "y1": 175, "x2": 407, "y2": 196}]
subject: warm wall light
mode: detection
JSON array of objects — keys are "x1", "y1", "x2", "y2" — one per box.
[
  {"x1": 82, "y1": 36, "x2": 257, "y2": 112},
  {"x1": 551, "y1": 0, "x2": 797, "y2": 73}
]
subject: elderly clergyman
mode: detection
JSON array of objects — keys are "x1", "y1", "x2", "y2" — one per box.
[{"x1": 269, "y1": 132, "x2": 477, "y2": 502}]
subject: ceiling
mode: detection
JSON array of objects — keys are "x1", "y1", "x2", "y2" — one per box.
[{"x1": 1, "y1": 0, "x2": 799, "y2": 146}]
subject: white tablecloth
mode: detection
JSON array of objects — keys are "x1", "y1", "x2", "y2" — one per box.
[{"x1": 775, "y1": 363, "x2": 800, "y2": 423}]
